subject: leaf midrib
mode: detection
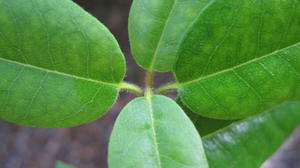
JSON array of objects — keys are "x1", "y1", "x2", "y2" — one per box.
[
  {"x1": 149, "y1": 0, "x2": 217, "y2": 71},
  {"x1": 146, "y1": 96, "x2": 162, "y2": 168},
  {"x1": 178, "y1": 42, "x2": 300, "y2": 86},
  {"x1": 148, "y1": 1, "x2": 176, "y2": 71},
  {"x1": 0, "y1": 57, "x2": 120, "y2": 87}
]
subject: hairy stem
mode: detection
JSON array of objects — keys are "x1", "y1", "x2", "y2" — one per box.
[
  {"x1": 145, "y1": 70, "x2": 155, "y2": 96},
  {"x1": 145, "y1": 71, "x2": 154, "y2": 88},
  {"x1": 119, "y1": 82, "x2": 143, "y2": 96}
]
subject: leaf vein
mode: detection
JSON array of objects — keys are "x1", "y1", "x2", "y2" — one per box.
[
  {"x1": 0, "y1": 57, "x2": 119, "y2": 87},
  {"x1": 258, "y1": 62, "x2": 275, "y2": 76},
  {"x1": 148, "y1": 1, "x2": 177, "y2": 71},
  {"x1": 69, "y1": 14, "x2": 92, "y2": 78},
  {"x1": 22, "y1": 72, "x2": 49, "y2": 120},
  {"x1": 0, "y1": 67, "x2": 24, "y2": 114},
  {"x1": 31, "y1": 0, "x2": 56, "y2": 69},
  {"x1": 276, "y1": 55, "x2": 300, "y2": 77},
  {"x1": 198, "y1": 82, "x2": 229, "y2": 113},
  {"x1": 51, "y1": 85, "x2": 104, "y2": 125},
  {"x1": 232, "y1": 69, "x2": 264, "y2": 107},
  {"x1": 180, "y1": 42, "x2": 300, "y2": 86},
  {"x1": 146, "y1": 97, "x2": 162, "y2": 168}
]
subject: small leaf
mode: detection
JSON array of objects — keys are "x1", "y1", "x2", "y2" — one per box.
[
  {"x1": 175, "y1": 0, "x2": 300, "y2": 119},
  {"x1": 109, "y1": 95, "x2": 209, "y2": 168},
  {"x1": 129, "y1": 0, "x2": 211, "y2": 71},
  {"x1": 0, "y1": 0, "x2": 125, "y2": 127},
  {"x1": 203, "y1": 101, "x2": 300, "y2": 168},
  {"x1": 55, "y1": 161, "x2": 75, "y2": 168},
  {"x1": 177, "y1": 98, "x2": 235, "y2": 136}
]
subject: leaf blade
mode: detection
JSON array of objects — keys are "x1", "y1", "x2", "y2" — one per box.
[
  {"x1": 0, "y1": 0, "x2": 125, "y2": 127},
  {"x1": 0, "y1": 59, "x2": 119, "y2": 128},
  {"x1": 109, "y1": 95, "x2": 209, "y2": 168},
  {"x1": 129, "y1": 0, "x2": 211, "y2": 71},
  {"x1": 177, "y1": 98, "x2": 235, "y2": 136},
  {"x1": 203, "y1": 101, "x2": 300, "y2": 168},
  {"x1": 175, "y1": 0, "x2": 300, "y2": 82},
  {"x1": 179, "y1": 43, "x2": 300, "y2": 119},
  {"x1": 175, "y1": 0, "x2": 300, "y2": 119}
]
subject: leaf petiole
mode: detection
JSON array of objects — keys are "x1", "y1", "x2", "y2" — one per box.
[
  {"x1": 155, "y1": 83, "x2": 178, "y2": 94},
  {"x1": 119, "y1": 82, "x2": 143, "y2": 96}
]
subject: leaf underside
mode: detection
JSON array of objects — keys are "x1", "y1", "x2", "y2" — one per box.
[
  {"x1": 175, "y1": 0, "x2": 300, "y2": 119},
  {"x1": 0, "y1": 0, "x2": 125, "y2": 128},
  {"x1": 109, "y1": 95, "x2": 209, "y2": 168}
]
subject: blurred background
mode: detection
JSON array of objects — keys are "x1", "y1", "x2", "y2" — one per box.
[{"x1": 0, "y1": 0, "x2": 299, "y2": 168}]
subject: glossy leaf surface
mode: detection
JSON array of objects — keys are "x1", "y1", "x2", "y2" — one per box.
[
  {"x1": 0, "y1": 0, "x2": 125, "y2": 128},
  {"x1": 177, "y1": 98, "x2": 234, "y2": 136},
  {"x1": 175, "y1": 0, "x2": 300, "y2": 119},
  {"x1": 129, "y1": 0, "x2": 211, "y2": 71},
  {"x1": 109, "y1": 95, "x2": 209, "y2": 168},
  {"x1": 203, "y1": 101, "x2": 300, "y2": 168}
]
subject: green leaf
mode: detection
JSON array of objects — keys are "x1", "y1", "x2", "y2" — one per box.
[
  {"x1": 0, "y1": 0, "x2": 125, "y2": 128},
  {"x1": 109, "y1": 95, "x2": 209, "y2": 168},
  {"x1": 203, "y1": 101, "x2": 300, "y2": 168},
  {"x1": 55, "y1": 161, "x2": 75, "y2": 168},
  {"x1": 177, "y1": 98, "x2": 235, "y2": 136},
  {"x1": 129, "y1": 0, "x2": 211, "y2": 71},
  {"x1": 175, "y1": 0, "x2": 300, "y2": 119}
]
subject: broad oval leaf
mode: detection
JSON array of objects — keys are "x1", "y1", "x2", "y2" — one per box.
[
  {"x1": 129, "y1": 0, "x2": 211, "y2": 71},
  {"x1": 109, "y1": 95, "x2": 209, "y2": 168},
  {"x1": 0, "y1": 0, "x2": 125, "y2": 127},
  {"x1": 175, "y1": 0, "x2": 300, "y2": 119},
  {"x1": 203, "y1": 101, "x2": 300, "y2": 168}
]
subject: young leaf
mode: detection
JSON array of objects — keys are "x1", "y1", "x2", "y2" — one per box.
[
  {"x1": 55, "y1": 161, "x2": 75, "y2": 168},
  {"x1": 203, "y1": 101, "x2": 300, "y2": 168},
  {"x1": 175, "y1": 0, "x2": 300, "y2": 119},
  {"x1": 0, "y1": 0, "x2": 125, "y2": 128},
  {"x1": 109, "y1": 95, "x2": 209, "y2": 168},
  {"x1": 129, "y1": 0, "x2": 211, "y2": 71},
  {"x1": 177, "y1": 98, "x2": 235, "y2": 136}
]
